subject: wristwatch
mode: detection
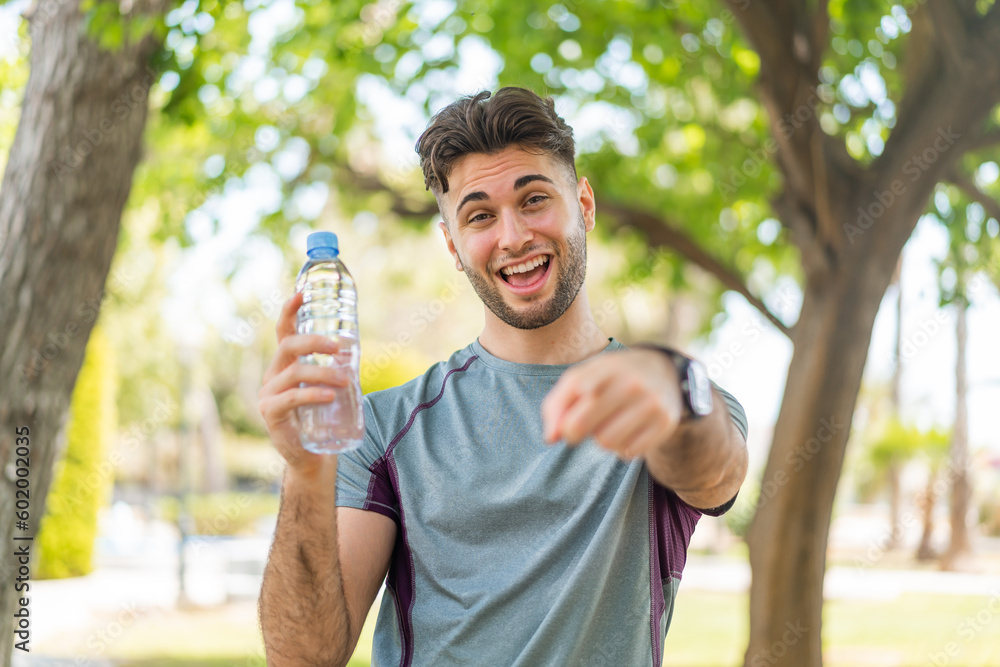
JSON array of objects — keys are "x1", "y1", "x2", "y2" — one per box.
[{"x1": 639, "y1": 345, "x2": 714, "y2": 420}]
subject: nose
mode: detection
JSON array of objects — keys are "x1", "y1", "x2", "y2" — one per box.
[{"x1": 496, "y1": 208, "x2": 533, "y2": 255}]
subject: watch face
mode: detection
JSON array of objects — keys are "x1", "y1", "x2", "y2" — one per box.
[{"x1": 686, "y1": 360, "x2": 714, "y2": 416}]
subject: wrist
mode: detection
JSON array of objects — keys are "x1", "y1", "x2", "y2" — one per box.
[
  {"x1": 284, "y1": 456, "x2": 338, "y2": 492},
  {"x1": 634, "y1": 344, "x2": 713, "y2": 420}
]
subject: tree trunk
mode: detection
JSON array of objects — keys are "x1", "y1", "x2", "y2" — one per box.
[
  {"x1": 887, "y1": 463, "x2": 902, "y2": 550},
  {"x1": 196, "y1": 386, "x2": 227, "y2": 494},
  {"x1": 916, "y1": 469, "x2": 938, "y2": 561},
  {"x1": 237, "y1": 337, "x2": 267, "y2": 432},
  {"x1": 887, "y1": 256, "x2": 903, "y2": 551},
  {"x1": 743, "y1": 250, "x2": 895, "y2": 666},
  {"x1": 891, "y1": 255, "x2": 903, "y2": 411},
  {"x1": 0, "y1": 0, "x2": 162, "y2": 662},
  {"x1": 941, "y1": 299, "x2": 972, "y2": 570}
]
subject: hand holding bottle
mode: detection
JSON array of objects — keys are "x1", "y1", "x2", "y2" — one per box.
[
  {"x1": 259, "y1": 291, "x2": 349, "y2": 476},
  {"x1": 293, "y1": 232, "x2": 364, "y2": 453}
]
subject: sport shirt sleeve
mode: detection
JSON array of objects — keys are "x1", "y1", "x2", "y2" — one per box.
[
  {"x1": 713, "y1": 381, "x2": 748, "y2": 442},
  {"x1": 672, "y1": 380, "x2": 747, "y2": 517},
  {"x1": 334, "y1": 398, "x2": 399, "y2": 522}
]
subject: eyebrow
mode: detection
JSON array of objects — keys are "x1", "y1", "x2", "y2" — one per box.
[{"x1": 455, "y1": 174, "x2": 556, "y2": 220}]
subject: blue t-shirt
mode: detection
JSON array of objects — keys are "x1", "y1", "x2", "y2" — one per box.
[{"x1": 336, "y1": 338, "x2": 747, "y2": 666}]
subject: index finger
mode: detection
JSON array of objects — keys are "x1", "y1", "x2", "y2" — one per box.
[
  {"x1": 541, "y1": 367, "x2": 586, "y2": 442},
  {"x1": 276, "y1": 290, "x2": 304, "y2": 341},
  {"x1": 262, "y1": 333, "x2": 339, "y2": 386},
  {"x1": 542, "y1": 359, "x2": 619, "y2": 442}
]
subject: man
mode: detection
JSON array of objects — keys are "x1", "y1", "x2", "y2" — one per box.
[{"x1": 258, "y1": 87, "x2": 748, "y2": 666}]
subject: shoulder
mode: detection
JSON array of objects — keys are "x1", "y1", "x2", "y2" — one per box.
[{"x1": 363, "y1": 345, "x2": 481, "y2": 428}]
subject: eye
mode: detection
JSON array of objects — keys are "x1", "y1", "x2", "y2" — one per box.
[
  {"x1": 525, "y1": 194, "x2": 549, "y2": 206},
  {"x1": 468, "y1": 212, "x2": 492, "y2": 224}
]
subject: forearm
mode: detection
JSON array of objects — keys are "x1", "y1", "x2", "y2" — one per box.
[
  {"x1": 644, "y1": 389, "x2": 748, "y2": 509},
  {"x1": 259, "y1": 462, "x2": 352, "y2": 666}
]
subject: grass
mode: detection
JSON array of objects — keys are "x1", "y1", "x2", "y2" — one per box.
[
  {"x1": 42, "y1": 588, "x2": 999, "y2": 666},
  {"x1": 111, "y1": 600, "x2": 378, "y2": 667},
  {"x1": 662, "y1": 590, "x2": 1000, "y2": 667}
]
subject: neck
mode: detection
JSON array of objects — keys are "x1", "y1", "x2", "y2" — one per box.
[{"x1": 476, "y1": 290, "x2": 610, "y2": 365}]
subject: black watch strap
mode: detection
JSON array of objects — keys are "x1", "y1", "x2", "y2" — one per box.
[{"x1": 636, "y1": 344, "x2": 714, "y2": 419}]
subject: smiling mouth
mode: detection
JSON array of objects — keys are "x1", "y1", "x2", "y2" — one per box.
[{"x1": 498, "y1": 254, "x2": 551, "y2": 287}]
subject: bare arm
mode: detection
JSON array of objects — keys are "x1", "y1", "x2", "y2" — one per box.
[
  {"x1": 259, "y1": 462, "x2": 351, "y2": 665},
  {"x1": 257, "y1": 292, "x2": 396, "y2": 666},
  {"x1": 259, "y1": 462, "x2": 396, "y2": 666}
]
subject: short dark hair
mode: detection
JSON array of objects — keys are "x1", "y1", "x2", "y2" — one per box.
[{"x1": 415, "y1": 87, "x2": 577, "y2": 196}]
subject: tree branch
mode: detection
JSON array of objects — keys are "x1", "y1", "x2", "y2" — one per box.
[
  {"x1": 724, "y1": 1, "x2": 796, "y2": 85},
  {"x1": 963, "y1": 128, "x2": 1000, "y2": 155},
  {"x1": 725, "y1": 0, "x2": 832, "y2": 253},
  {"x1": 599, "y1": 201, "x2": 793, "y2": 338},
  {"x1": 337, "y1": 162, "x2": 793, "y2": 338},
  {"x1": 811, "y1": 0, "x2": 830, "y2": 73},
  {"x1": 810, "y1": 126, "x2": 838, "y2": 253},
  {"x1": 771, "y1": 188, "x2": 838, "y2": 287},
  {"x1": 864, "y1": 4, "x2": 1000, "y2": 263},
  {"x1": 927, "y1": 0, "x2": 974, "y2": 72},
  {"x1": 338, "y1": 166, "x2": 439, "y2": 218},
  {"x1": 948, "y1": 168, "x2": 1000, "y2": 222}
]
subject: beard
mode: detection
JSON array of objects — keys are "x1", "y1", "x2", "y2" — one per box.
[{"x1": 458, "y1": 212, "x2": 588, "y2": 330}]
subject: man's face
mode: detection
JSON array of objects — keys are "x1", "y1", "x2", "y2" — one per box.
[{"x1": 438, "y1": 146, "x2": 596, "y2": 330}]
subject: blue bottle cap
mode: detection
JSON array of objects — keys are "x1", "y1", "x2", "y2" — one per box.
[{"x1": 307, "y1": 231, "x2": 339, "y2": 254}]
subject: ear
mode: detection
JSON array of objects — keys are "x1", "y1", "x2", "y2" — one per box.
[
  {"x1": 438, "y1": 220, "x2": 464, "y2": 271},
  {"x1": 577, "y1": 176, "x2": 596, "y2": 232}
]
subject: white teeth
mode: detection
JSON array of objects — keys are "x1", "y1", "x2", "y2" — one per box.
[{"x1": 501, "y1": 255, "x2": 549, "y2": 276}]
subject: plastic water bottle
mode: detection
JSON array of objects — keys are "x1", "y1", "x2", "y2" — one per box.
[{"x1": 295, "y1": 231, "x2": 364, "y2": 454}]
